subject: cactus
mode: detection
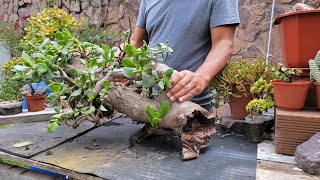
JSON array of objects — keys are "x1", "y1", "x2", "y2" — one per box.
[{"x1": 309, "y1": 51, "x2": 320, "y2": 82}]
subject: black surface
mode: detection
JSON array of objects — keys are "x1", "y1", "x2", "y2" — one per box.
[{"x1": 33, "y1": 117, "x2": 257, "y2": 180}]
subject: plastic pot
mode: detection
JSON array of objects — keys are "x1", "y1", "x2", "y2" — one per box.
[
  {"x1": 24, "y1": 94, "x2": 45, "y2": 112},
  {"x1": 275, "y1": 10, "x2": 320, "y2": 68},
  {"x1": 0, "y1": 101, "x2": 22, "y2": 115},
  {"x1": 229, "y1": 84, "x2": 252, "y2": 120},
  {"x1": 314, "y1": 82, "x2": 320, "y2": 110},
  {"x1": 272, "y1": 80, "x2": 311, "y2": 111}
]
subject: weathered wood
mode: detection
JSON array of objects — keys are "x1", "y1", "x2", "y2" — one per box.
[
  {"x1": 0, "y1": 151, "x2": 103, "y2": 180},
  {"x1": 0, "y1": 108, "x2": 56, "y2": 125},
  {"x1": 275, "y1": 109, "x2": 320, "y2": 155}
]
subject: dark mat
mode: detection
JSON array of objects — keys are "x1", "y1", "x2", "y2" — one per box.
[
  {"x1": 32, "y1": 117, "x2": 257, "y2": 180},
  {"x1": 0, "y1": 121, "x2": 95, "y2": 158}
]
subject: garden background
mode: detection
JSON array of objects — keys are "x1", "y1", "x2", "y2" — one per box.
[{"x1": 0, "y1": 0, "x2": 320, "y2": 67}]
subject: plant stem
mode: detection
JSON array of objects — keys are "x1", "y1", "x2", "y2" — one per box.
[{"x1": 28, "y1": 83, "x2": 35, "y2": 95}]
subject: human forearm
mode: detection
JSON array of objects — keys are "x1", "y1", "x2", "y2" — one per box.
[{"x1": 195, "y1": 40, "x2": 234, "y2": 85}]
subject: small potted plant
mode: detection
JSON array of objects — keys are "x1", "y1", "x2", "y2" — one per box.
[
  {"x1": 309, "y1": 50, "x2": 320, "y2": 110},
  {"x1": 210, "y1": 58, "x2": 275, "y2": 120},
  {"x1": 272, "y1": 65, "x2": 311, "y2": 111},
  {"x1": 245, "y1": 99, "x2": 274, "y2": 143},
  {"x1": 20, "y1": 84, "x2": 46, "y2": 112},
  {"x1": 0, "y1": 75, "x2": 24, "y2": 115}
]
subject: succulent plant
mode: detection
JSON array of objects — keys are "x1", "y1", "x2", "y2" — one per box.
[{"x1": 309, "y1": 51, "x2": 320, "y2": 82}]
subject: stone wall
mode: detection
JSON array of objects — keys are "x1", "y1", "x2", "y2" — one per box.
[{"x1": 1, "y1": 0, "x2": 320, "y2": 63}]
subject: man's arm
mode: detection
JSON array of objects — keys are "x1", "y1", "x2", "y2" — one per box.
[
  {"x1": 130, "y1": 26, "x2": 148, "y2": 48},
  {"x1": 167, "y1": 25, "x2": 237, "y2": 103}
]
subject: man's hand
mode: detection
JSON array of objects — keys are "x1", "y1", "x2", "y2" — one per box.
[{"x1": 167, "y1": 70, "x2": 209, "y2": 103}]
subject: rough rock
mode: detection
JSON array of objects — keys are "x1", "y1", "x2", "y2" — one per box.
[
  {"x1": 91, "y1": 0, "x2": 101, "y2": 8},
  {"x1": 80, "y1": 0, "x2": 89, "y2": 10},
  {"x1": 62, "y1": 0, "x2": 70, "y2": 9},
  {"x1": 69, "y1": 0, "x2": 80, "y2": 12},
  {"x1": 18, "y1": 6, "x2": 30, "y2": 17},
  {"x1": 13, "y1": 0, "x2": 18, "y2": 13},
  {"x1": 83, "y1": 6, "x2": 93, "y2": 17},
  {"x1": 8, "y1": 13, "x2": 19, "y2": 23},
  {"x1": 0, "y1": 0, "x2": 4, "y2": 19},
  {"x1": 24, "y1": 0, "x2": 31, "y2": 4},
  {"x1": 295, "y1": 132, "x2": 320, "y2": 176}
]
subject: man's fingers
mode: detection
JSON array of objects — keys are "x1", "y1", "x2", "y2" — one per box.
[
  {"x1": 178, "y1": 89, "x2": 198, "y2": 103},
  {"x1": 170, "y1": 70, "x2": 187, "y2": 88},
  {"x1": 167, "y1": 74, "x2": 192, "y2": 99},
  {"x1": 169, "y1": 82, "x2": 193, "y2": 101}
]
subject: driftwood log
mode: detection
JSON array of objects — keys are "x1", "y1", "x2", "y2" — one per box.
[{"x1": 77, "y1": 62, "x2": 215, "y2": 160}]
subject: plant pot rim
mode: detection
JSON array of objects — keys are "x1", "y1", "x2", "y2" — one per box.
[
  {"x1": 275, "y1": 9, "x2": 320, "y2": 25},
  {"x1": 272, "y1": 80, "x2": 311, "y2": 85},
  {"x1": 313, "y1": 82, "x2": 320, "y2": 86},
  {"x1": 24, "y1": 94, "x2": 45, "y2": 99},
  {"x1": 0, "y1": 101, "x2": 23, "y2": 108}
]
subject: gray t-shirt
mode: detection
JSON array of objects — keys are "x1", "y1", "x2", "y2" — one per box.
[{"x1": 136, "y1": 0, "x2": 240, "y2": 106}]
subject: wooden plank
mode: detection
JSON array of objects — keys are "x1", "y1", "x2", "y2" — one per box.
[
  {"x1": 275, "y1": 108, "x2": 320, "y2": 156},
  {"x1": 0, "y1": 108, "x2": 56, "y2": 125},
  {"x1": 0, "y1": 151, "x2": 103, "y2": 180},
  {"x1": 256, "y1": 160, "x2": 319, "y2": 180}
]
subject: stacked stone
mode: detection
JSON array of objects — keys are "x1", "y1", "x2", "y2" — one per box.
[
  {"x1": 234, "y1": 0, "x2": 320, "y2": 63},
  {"x1": 0, "y1": 0, "x2": 140, "y2": 31},
  {"x1": 1, "y1": 0, "x2": 320, "y2": 64}
]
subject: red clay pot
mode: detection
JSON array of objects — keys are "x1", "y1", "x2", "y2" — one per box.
[
  {"x1": 24, "y1": 94, "x2": 45, "y2": 112},
  {"x1": 275, "y1": 10, "x2": 320, "y2": 68},
  {"x1": 272, "y1": 80, "x2": 311, "y2": 111},
  {"x1": 313, "y1": 82, "x2": 320, "y2": 110},
  {"x1": 229, "y1": 85, "x2": 252, "y2": 120}
]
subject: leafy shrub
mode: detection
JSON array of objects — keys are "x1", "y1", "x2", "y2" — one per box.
[
  {"x1": 21, "y1": 6, "x2": 81, "y2": 53},
  {"x1": 0, "y1": 74, "x2": 24, "y2": 102},
  {"x1": 209, "y1": 58, "x2": 275, "y2": 108},
  {"x1": 0, "y1": 21, "x2": 24, "y2": 57},
  {"x1": 2, "y1": 57, "x2": 23, "y2": 75},
  {"x1": 73, "y1": 20, "x2": 121, "y2": 46}
]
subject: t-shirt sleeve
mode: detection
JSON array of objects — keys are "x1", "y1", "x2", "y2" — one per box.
[
  {"x1": 210, "y1": 0, "x2": 240, "y2": 29},
  {"x1": 136, "y1": 0, "x2": 146, "y2": 28}
]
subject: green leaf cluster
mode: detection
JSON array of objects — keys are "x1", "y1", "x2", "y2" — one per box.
[
  {"x1": 245, "y1": 99, "x2": 274, "y2": 115},
  {"x1": 21, "y1": 6, "x2": 81, "y2": 54},
  {"x1": 273, "y1": 66, "x2": 302, "y2": 83},
  {"x1": 122, "y1": 42, "x2": 174, "y2": 97},
  {"x1": 146, "y1": 101, "x2": 171, "y2": 128},
  {"x1": 209, "y1": 58, "x2": 276, "y2": 108}
]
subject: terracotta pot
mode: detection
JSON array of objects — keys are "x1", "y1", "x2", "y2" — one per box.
[
  {"x1": 24, "y1": 94, "x2": 45, "y2": 112},
  {"x1": 229, "y1": 84, "x2": 252, "y2": 120},
  {"x1": 275, "y1": 10, "x2": 320, "y2": 68},
  {"x1": 313, "y1": 82, "x2": 320, "y2": 110},
  {"x1": 272, "y1": 80, "x2": 311, "y2": 111}
]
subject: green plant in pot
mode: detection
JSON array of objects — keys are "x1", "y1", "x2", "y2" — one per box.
[
  {"x1": 309, "y1": 50, "x2": 320, "y2": 110},
  {"x1": 209, "y1": 58, "x2": 274, "y2": 120},
  {"x1": 11, "y1": 52, "x2": 47, "y2": 112},
  {"x1": 272, "y1": 65, "x2": 311, "y2": 111},
  {"x1": 0, "y1": 75, "x2": 24, "y2": 115},
  {"x1": 246, "y1": 99, "x2": 274, "y2": 123}
]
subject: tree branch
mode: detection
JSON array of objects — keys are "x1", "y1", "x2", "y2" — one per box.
[{"x1": 58, "y1": 67, "x2": 75, "y2": 85}]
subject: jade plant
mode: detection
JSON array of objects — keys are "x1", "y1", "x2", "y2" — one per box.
[
  {"x1": 209, "y1": 58, "x2": 275, "y2": 108},
  {"x1": 250, "y1": 77, "x2": 273, "y2": 100},
  {"x1": 309, "y1": 51, "x2": 320, "y2": 82},
  {"x1": 273, "y1": 65, "x2": 302, "y2": 83}
]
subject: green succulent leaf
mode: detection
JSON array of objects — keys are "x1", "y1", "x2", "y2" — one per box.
[
  {"x1": 13, "y1": 141, "x2": 34, "y2": 147},
  {"x1": 48, "y1": 122, "x2": 59, "y2": 133},
  {"x1": 55, "y1": 31, "x2": 64, "y2": 41},
  {"x1": 22, "y1": 52, "x2": 33, "y2": 67},
  {"x1": 32, "y1": 71, "x2": 41, "y2": 83},
  {"x1": 142, "y1": 73, "x2": 155, "y2": 88},
  {"x1": 146, "y1": 105, "x2": 155, "y2": 119},
  {"x1": 122, "y1": 58, "x2": 136, "y2": 68},
  {"x1": 71, "y1": 88, "x2": 82, "y2": 97},
  {"x1": 125, "y1": 44, "x2": 137, "y2": 56},
  {"x1": 35, "y1": 63, "x2": 49, "y2": 73},
  {"x1": 164, "y1": 68, "x2": 174, "y2": 78},
  {"x1": 100, "y1": 105, "x2": 108, "y2": 112},
  {"x1": 123, "y1": 67, "x2": 137, "y2": 79},
  {"x1": 159, "y1": 101, "x2": 170, "y2": 118},
  {"x1": 14, "y1": 65, "x2": 29, "y2": 72}
]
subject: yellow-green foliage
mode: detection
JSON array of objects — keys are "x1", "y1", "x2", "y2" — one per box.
[
  {"x1": 246, "y1": 99, "x2": 274, "y2": 114},
  {"x1": 2, "y1": 57, "x2": 23, "y2": 75},
  {"x1": 21, "y1": 6, "x2": 81, "y2": 52},
  {"x1": 250, "y1": 77, "x2": 273, "y2": 100}
]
